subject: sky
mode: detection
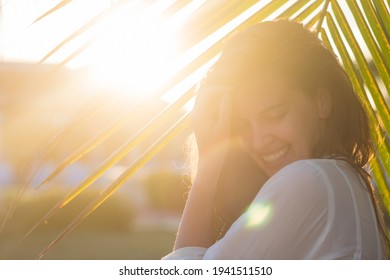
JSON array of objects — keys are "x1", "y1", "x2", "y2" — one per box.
[{"x1": 0, "y1": 0, "x2": 376, "y2": 97}]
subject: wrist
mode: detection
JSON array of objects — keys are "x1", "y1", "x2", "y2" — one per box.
[{"x1": 195, "y1": 162, "x2": 224, "y2": 187}]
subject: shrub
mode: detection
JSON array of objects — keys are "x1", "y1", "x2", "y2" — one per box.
[
  {"x1": 144, "y1": 171, "x2": 187, "y2": 213},
  {"x1": 0, "y1": 188, "x2": 136, "y2": 235}
]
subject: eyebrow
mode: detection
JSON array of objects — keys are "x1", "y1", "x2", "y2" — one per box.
[
  {"x1": 259, "y1": 101, "x2": 289, "y2": 115},
  {"x1": 232, "y1": 101, "x2": 288, "y2": 122}
]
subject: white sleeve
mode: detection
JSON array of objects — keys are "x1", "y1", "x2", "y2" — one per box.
[
  {"x1": 162, "y1": 247, "x2": 207, "y2": 260},
  {"x1": 203, "y1": 160, "x2": 330, "y2": 259}
]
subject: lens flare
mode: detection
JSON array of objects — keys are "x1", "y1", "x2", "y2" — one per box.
[{"x1": 245, "y1": 202, "x2": 272, "y2": 229}]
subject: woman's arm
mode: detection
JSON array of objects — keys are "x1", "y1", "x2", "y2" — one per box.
[
  {"x1": 173, "y1": 88, "x2": 232, "y2": 250},
  {"x1": 173, "y1": 164, "x2": 220, "y2": 249}
]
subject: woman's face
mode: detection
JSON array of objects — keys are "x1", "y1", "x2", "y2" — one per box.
[{"x1": 232, "y1": 76, "x2": 329, "y2": 177}]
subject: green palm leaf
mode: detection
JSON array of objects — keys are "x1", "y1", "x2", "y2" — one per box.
[
  {"x1": 322, "y1": 16, "x2": 389, "y2": 214},
  {"x1": 31, "y1": 0, "x2": 73, "y2": 24}
]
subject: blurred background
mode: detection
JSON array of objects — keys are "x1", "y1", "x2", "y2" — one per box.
[
  {"x1": 0, "y1": 60, "x2": 191, "y2": 259},
  {"x1": 0, "y1": 61, "x2": 192, "y2": 260},
  {"x1": 0, "y1": 0, "x2": 389, "y2": 259},
  {"x1": 0, "y1": 0, "x2": 195, "y2": 259}
]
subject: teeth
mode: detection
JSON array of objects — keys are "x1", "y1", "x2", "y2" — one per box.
[{"x1": 262, "y1": 146, "x2": 289, "y2": 163}]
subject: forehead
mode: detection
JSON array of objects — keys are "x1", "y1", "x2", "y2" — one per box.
[{"x1": 232, "y1": 76, "x2": 294, "y2": 114}]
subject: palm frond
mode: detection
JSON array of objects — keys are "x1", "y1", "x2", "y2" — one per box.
[
  {"x1": 331, "y1": 1, "x2": 389, "y2": 132},
  {"x1": 31, "y1": 0, "x2": 73, "y2": 24},
  {"x1": 39, "y1": 0, "x2": 129, "y2": 64},
  {"x1": 322, "y1": 19, "x2": 390, "y2": 214},
  {"x1": 359, "y1": 1, "x2": 390, "y2": 69},
  {"x1": 36, "y1": 112, "x2": 191, "y2": 259},
  {"x1": 372, "y1": 0, "x2": 390, "y2": 38},
  {"x1": 346, "y1": 0, "x2": 390, "y2": 94}
]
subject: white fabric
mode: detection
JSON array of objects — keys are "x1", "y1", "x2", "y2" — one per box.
[{"x1": 163, "y1": 159, "x2": 386, "y2": 260}]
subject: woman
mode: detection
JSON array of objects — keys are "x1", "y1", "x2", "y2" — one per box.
[{"x1": 163, "y1": 20, "x2": 389, "y2": 259}]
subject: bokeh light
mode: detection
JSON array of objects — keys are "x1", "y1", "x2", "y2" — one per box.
[{"x1": 245, "y1": 202, "x2": 272, "y2": 229}]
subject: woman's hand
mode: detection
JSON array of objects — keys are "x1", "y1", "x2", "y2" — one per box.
[
  {"x1": 172, "y1": 86, "x2": 232, "y2": 250},
  {"x1": 192, "y1": 85, "x2": 232, "y2": 175}
]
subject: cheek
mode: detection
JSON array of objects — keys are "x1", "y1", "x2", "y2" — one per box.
[
  {"x1": 287, "y1": 113, "x2": 322, "y2": 155},
  {"x1": 236, "y1": 133, "x2": 251, "y2": 153},
  {"x1": 233, "y1": 124, "x2": 252, "y2": 148}
]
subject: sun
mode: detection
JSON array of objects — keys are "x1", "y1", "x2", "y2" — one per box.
[
  {"x1": 72, "y1": 1, "x2": 182, "y2": 96},
  {"x1": 1, "y1": 0, "x2": 219, "y2": 104},
  {"x1": 1, "y1": 0, "x2": 183, "y2": 96}
]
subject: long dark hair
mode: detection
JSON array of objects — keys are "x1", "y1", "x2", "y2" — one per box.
[{"x1": 192, "y1": 19, "x2": 389, "y2": 253}]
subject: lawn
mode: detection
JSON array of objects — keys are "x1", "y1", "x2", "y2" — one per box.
[
  {"x1": 0, "y1": 228, "x2": 176, "y2": 260},
  {"x1": 0, "y1": 187, "x2": 178, "y2": 260}
]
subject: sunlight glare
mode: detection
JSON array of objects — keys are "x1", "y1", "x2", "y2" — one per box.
[
  {"x1": 83, "y1": 1, "x2": 180, "y2": 96},
  {"x1": 161, "y1": 55, "x2": 219, "y2": 105},
  {"x1": 245, "y1": 202, "x2": 272, "y2": 229},
  {"x1": 1, "y1": 0, "x2": 110, "y2": 63},
  {"x1": 164, "y1": 0, "x2": 270, "y2": 84}
]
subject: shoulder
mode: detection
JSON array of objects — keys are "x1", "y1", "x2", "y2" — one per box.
[
  {"x1": 273, "y1": 158, "x2": 343, "y2": 178},
  {"x1": 256, "y1": 158, "x2": 362, "y2": 212},
  {"x1": 260, "y1": 159, "x2": 340, "y2": 195},
  {"x1": 255, "y1": 159, "x2": 356, "y2": 211}
]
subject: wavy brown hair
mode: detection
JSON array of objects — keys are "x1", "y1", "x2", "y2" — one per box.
[{"x1": 191, "y1": 19, "x2": 389, "y2": 255}]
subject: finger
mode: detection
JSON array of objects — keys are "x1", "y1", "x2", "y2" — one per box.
[{"x1": 193, "y1": 85, "x2": 232, "y2": 122}]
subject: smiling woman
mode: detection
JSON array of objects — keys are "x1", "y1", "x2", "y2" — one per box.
[
  {"x1": 164, "y1": 19, "x2": 389, "y2": 260},
  {"x1": 232, "y1": 75, "x2": 331, "y2": 177}
]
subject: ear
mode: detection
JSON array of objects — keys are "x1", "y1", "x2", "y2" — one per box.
[{"x1": 316, "y1": 88, "x2": 332, "y2": 119}]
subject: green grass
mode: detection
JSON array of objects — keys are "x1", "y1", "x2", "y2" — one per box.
[
  {"x1": 0, "y1": 228, "x2": 176, "y2": 260},
  {"x1": 0, "y1": 187, "x2": 177, "y2": 260}
]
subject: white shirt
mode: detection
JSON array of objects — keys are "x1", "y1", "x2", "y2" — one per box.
[{"x1": 163, "y1": 159, "x2": 386, "y2": 259}]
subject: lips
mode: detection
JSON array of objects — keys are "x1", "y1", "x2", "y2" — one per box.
[{"x1": 262, "y1": 145, "x2": 290, "y2": 164}]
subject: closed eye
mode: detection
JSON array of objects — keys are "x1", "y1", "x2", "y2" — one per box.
[
  {"x1": 262, "y1": 103, "x2": 288, "y2": 120},
  {"x1": 263, "y1": 109, "x2": 286, "y2": 120}
]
